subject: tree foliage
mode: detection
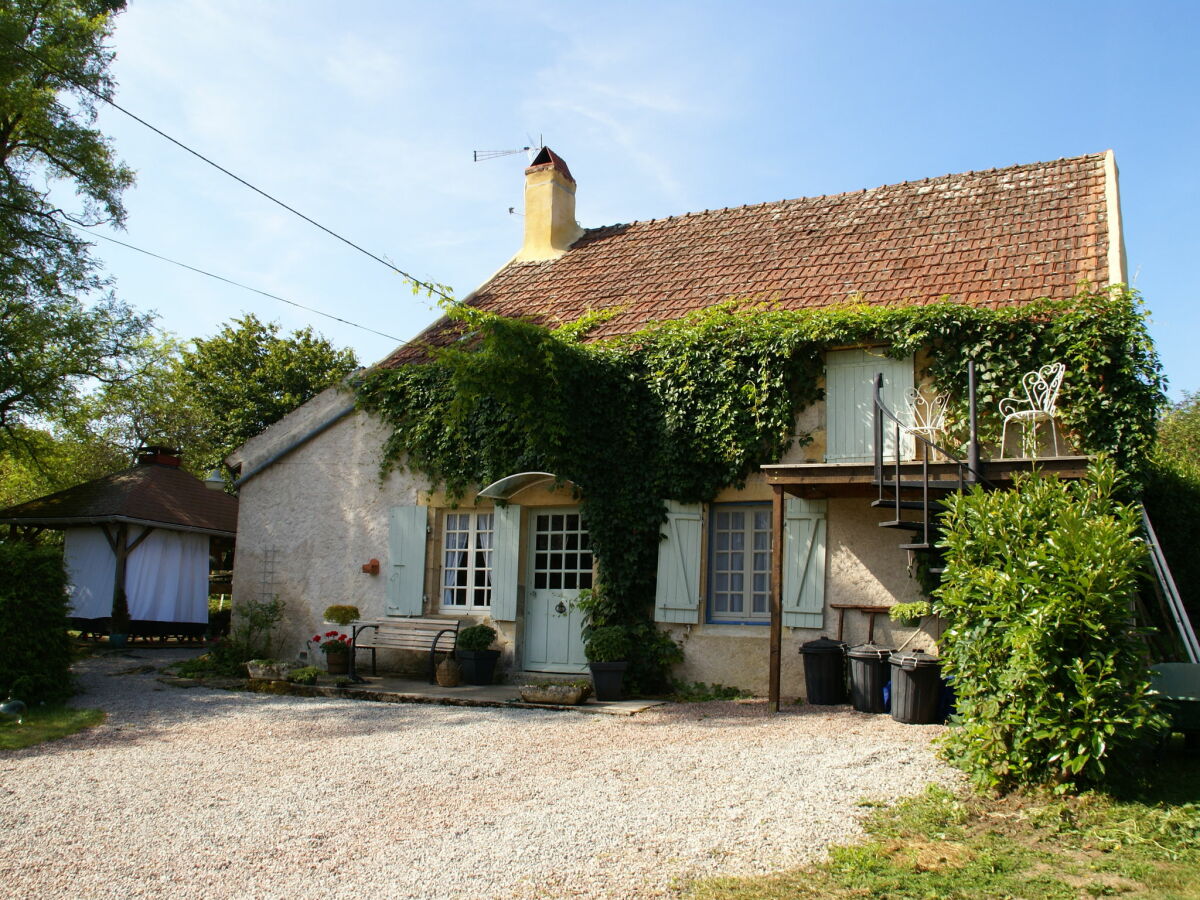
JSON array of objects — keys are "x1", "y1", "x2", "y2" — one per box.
[
  {"x1": 0, "y1": 0, "x2": 153, "y2": 441},
  {"x1": 1142, "y1": 391, "x2": 1200, "y2": 626},
  {"x1": 180, "y1": 314, "x2": 358, "y2": 474},
  {"x1": 934, "y1": 460, "x2": 1162, "y2": 791}
]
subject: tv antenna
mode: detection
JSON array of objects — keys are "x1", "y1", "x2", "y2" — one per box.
[{"x1": 472, "y1": 136, "x2": 543, "y2": 163}]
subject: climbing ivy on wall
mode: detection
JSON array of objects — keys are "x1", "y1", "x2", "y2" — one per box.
[{"x1": 356, "y1": 288, "x2": 1163, "y2": 690}]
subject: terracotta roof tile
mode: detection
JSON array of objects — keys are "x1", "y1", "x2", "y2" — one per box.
[{"x1": 383, "y1": 153, "x2": 1110, "y2": 366}]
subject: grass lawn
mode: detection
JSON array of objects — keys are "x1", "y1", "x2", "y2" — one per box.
[
  {"x1": 0, "y1": 706, "x2": 105, "y2": 751},
  {"x1": 687, "y1": 741, "x2": 1200, "y2": 900}
]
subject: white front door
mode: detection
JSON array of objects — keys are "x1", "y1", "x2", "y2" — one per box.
[{"x1": 523, "y1": 508, "x2": 592, "y2": 673}]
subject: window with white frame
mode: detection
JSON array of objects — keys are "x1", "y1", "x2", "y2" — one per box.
[
  {"x1": 709, "y1": 504, "x2": 772, "y2": 623},
  {"x1": 441, "y1": 511, "x2": 494, "y2": 611}
]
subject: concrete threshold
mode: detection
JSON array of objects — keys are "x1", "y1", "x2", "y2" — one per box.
[{"x1": 186, "y1": 673, "x2": 665, "y2": 716}]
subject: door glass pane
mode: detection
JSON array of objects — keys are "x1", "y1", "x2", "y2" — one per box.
[{"x1": 532, "y1": 510, "x2": 593, "y2": 598}]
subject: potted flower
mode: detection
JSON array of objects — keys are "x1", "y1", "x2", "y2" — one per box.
[
  {"x1": 313, "y1": 630, "x2": 352, "y2": 674},
  {"x1": 585, "y1": 626, "x2": 632, "y2": 701},
  {"x1": 456, "y1": 624, "x2": 500, "y2": 685},
  {"x1": 323, "y1": 604, "x2": 360, "y2": 626}
]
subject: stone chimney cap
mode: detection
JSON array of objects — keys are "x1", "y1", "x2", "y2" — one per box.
[{"x1": 526, "y1": 146, "x2": 574, "y2": 183}]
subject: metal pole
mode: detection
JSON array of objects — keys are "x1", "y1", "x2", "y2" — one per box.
[{"x1": 769, "y1": 485, "x2": 784, "y2": 713}]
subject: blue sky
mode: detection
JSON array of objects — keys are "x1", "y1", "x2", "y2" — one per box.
[{"x1": 92, "y1": 1, "x2": 1199, "y2": 396}]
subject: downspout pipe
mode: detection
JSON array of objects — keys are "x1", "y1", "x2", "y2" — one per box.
[{"x1": 232, "y1": 402, "x2": 355, "y2": 489}]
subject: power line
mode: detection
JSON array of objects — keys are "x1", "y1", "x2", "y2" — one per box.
[
  {"x1": 0, "y1": 33, "x2": 455, "y2": 302},
  {"x1": 80, "y1": 226, "x2": 408, "y2": 344}
]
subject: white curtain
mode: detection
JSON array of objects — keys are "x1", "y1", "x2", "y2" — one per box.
[
  {"x1": 64, "y1": 526, "x2": 209, "y2": 623},
  {"x1": 64, "y1": 528, "x2": 116, "y2": 619},
  {"x1": 125, "y1": 529, "x2": 209, "y2": 623}
]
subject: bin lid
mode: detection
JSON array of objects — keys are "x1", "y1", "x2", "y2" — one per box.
[
  {"x1": 848, "y1": 642, "x2": 894, "y2": 660},
  {"x1": 799, "y1": 636, "x2": 847, "y2": 654},
  {"x1": 889, "y1": 648, "x2": 941, "y2": 669}
]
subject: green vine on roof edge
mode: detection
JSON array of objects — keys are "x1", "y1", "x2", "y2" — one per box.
[{"x1": 354, "y1": 287, "x2": 1164, "y2": 692}]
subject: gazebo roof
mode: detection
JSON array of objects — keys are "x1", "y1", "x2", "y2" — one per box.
[{"x1": 0, "y1": 455, "x2": 238, "y2": 537}]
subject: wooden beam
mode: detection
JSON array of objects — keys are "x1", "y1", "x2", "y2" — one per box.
[
  {"x1": 769, "y1": 484, "x2": 784, "y2": 713},
  {"x1": 126, "y1": 525, "x2": 154, "y2": 555},
  {"x1": 100, "y1": 524, "x2": 118, "y2": 555}
]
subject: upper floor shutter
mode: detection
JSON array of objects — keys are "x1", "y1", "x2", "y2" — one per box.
[{"x1": 825, "y1": 349, "x2": 913, "y2": 463}]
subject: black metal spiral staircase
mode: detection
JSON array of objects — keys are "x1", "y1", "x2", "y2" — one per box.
[{"x1": 871, "y1": 361, "x2": 993, "y2": 576}]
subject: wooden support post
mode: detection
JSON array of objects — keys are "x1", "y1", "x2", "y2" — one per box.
[
  {"x1": 111, "y1": 522, "x2": 129, "y2": 626},
  {"x1": 769, "y1": 484, "x2": 784, "y2": 713}
]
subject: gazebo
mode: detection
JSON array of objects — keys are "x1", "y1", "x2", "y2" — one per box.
[{"x1": 0, "y1": 447, "x2": 238, "y2": 639}]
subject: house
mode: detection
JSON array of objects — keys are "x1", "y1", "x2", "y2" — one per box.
[
  {"x1": 0, "y1": 447, "x2": 238, "y2": 638},
  {"x1": 227, "y1": 148, "x2": 1123, "y2": 695}
]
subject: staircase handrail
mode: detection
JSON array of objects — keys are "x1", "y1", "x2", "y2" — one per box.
[{"x1": 872, "y1": 375, "x2": 993, "y2": 487}]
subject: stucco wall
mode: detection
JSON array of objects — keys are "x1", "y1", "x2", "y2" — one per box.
[{"x1": 230, "y1": 388, "x2": 433, "y2": 670}]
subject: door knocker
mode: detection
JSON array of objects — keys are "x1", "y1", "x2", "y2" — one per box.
[{"x1": 554, "y1": 600, "x2": 567, "y2": 615}]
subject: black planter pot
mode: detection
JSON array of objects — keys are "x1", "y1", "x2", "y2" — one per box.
[
  {"x1": 457, "y1": 648, "x2": 500, "y2": 685},
  {"x1": 588, "y1": 660, "x2": 629, "y2": 701}
]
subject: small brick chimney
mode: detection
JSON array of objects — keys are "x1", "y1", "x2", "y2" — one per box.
[
  {"x1": 515, "y1": 147, "x2": 583, "y2": 262},
  {"x1": 136, "y1": 445, "x2": 182, "y2": 467}
]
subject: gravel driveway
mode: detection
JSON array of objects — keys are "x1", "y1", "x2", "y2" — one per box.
[{"x1": 1, "y1": 650, "x2": 957, "y2": 899}]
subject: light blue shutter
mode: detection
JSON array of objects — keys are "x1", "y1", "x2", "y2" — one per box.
[
  {"x1": 386, "y1": 505, "x2": 427, "y2": 616},
  {"x1": 825, "y1": 349, "x2": 913, "y2": 462},
  {"x1": 654, "y1": 501, "x2": 703, "y2": 624},
  {"x1": 490, "y1": 504, "x2": 520, "y2": 620},
  {"x1": 782, "y1": 497, "x2": 827, "y2": 629}
]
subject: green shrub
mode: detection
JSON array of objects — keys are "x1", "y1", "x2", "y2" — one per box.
[
  {"x1": 322, "y1": 604, "x2": 360, "y2": 625},
  {"x1": 287, "y1": 666, "x2": 322, "y2": 685},
  {"x1": 228, "y1": 595, "x2": 285, "y2": 660},
  {"x1": 456, "y1": 624, "x2": 497, "y2": 652},
  {"x1": 0, "y1": 542, "x2": 73, "y2": 704},
  {"x1": 934, "y1": 458, "x2": 1163, "y2": 792},
  {"x1": 669, "y1": 680, "x2": 752, "y2": 702},
  {"x1": 585, "y1": 625, "x2": 631, "y2": 662},
  {"x1": 888, "y1": 600, "x2": 931, "y2": 624}
]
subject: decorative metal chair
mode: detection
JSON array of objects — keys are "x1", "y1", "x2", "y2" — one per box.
[
  {"x1": 903, "y1": 387, "x2": 950, "y2": 450},
  {"x1": 1000, "y1": 363, "x2": 1066, "y2": 457}
]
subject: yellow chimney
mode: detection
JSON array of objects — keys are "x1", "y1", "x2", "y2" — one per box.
[{"x1": 515, "y1": 147, "x2": 583, "y2": 261}]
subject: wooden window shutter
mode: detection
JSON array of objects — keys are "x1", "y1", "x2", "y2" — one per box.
[
  {"x1": 654, "y1": 501, "x2": 703, "y2": 624},
  {"x1": 386, "y1": 505, "x2": 427, "y2": 616},
  {"x1": 489, "y1": 504, "x2": 521, "y2": 620},
  {"x1": 825, "y1": 349, "x2": 914, "y2": 463},
  {"x1": 782, "y1": 497, "x2": 827, "y2": 629}
]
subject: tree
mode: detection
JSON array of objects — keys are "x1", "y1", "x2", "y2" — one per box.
[
  {"x1": 1156, "y1": 391, "x2": 1200, "y2": 478},
  {"x1": 0, "y1": 1, "x2": 152, "y2": 442},
  {"x1": 181, "y1": 315, "x2": 358, "y2": 474}
]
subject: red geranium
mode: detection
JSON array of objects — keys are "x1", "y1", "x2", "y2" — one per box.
[{"x1": 314, "y1": 631, "x2": 351, "y2": 654}]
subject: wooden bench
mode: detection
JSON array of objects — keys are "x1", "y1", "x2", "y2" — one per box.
[{"x1": 350, "y1": 617, "x2": 461, "y2": 683}]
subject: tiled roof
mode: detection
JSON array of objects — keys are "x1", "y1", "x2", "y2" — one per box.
[
  {"x1": 0, "y1": 462, "x2": 239, "y2": 535},
  {"x1": 383, "y1": 153, "x2": 1110, "y2": 365}
]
